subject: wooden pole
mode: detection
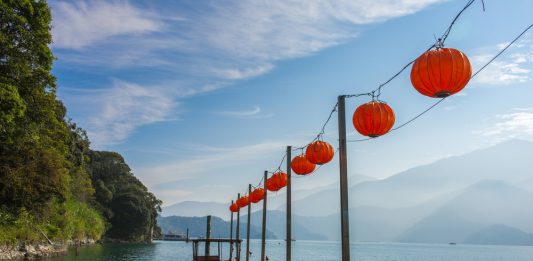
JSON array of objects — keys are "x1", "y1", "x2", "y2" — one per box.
[
  {"x1": 230, "y1": 201, "x2": 234, "y2": 261},
  {"x1": 337, "y1": 95, "x2": 351, "y2": 261},
  {"x1": 206, "y1": 215, "x2": 212, "y2": 257},
  {"x1": 246, "y1": 184, "x2": 252, "y2": 261},
  {"x1": 261, "y1": 171, "x2": 268, "y2": 261},
  {"x1": 286, "y1": 146, "x2": 292, "y2": 261},
  {"x1": 236, "y1": 193, "x2": 241, "y2": 261}
]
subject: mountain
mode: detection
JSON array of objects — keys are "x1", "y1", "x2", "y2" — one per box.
[
  {"x1": 294, "y1": 190, "x2": 457, "y2": 241},
  {"x1": 464, "y1": 224, "x2": 533, "y2": 246},
  {"x1": 244, "y1": 210, "x2": 327, "y2": 240},
  {"x1": 161, "y1": 201, "x2": 229, "y2": 219},
  {"x1": 293, "y1": 140, "x2": 533, "y2": 216},
  {"x1": 398, "y1": 180, "x2": 533, "y2": 243},
  {"x1": 157, "y1": 215, "x2": 276, "y2": 239},
  {"x1": 275, "y1": 174, "x2": 375, "y2": 214}
]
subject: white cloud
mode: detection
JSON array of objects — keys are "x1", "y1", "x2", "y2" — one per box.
[
  {"x1": 214, "y1": 64, "x2": 274, "y2": 80},
  {"x1": 135, "y1": 141, "x2": 288, "y2": 188},
  {"x1": 52, "y1": 0, "x2": 447, "y2": 146},
  {"x1": 51, "y1": 1, "x2": 161, "y2": 49},
  {"x1": 476, "y1": 109, "x2": 533, "y2": 141},
  {"x1": 85, "y1": 80, "x2": 177, "y2": 147},
  {"x1": 472, "y1": 38, "x2": 533, "y2": 86},
  {"x1": 215, "y1": 106, "x2": 274, "y2": 119}
]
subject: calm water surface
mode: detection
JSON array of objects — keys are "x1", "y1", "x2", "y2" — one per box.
[{"x1": 51, "y1": 240, "x2": 533, "y2": 261}]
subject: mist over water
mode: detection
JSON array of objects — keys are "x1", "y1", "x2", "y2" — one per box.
[{"x1": 53, "y1": 240, "x2": 533, "y2": 261}]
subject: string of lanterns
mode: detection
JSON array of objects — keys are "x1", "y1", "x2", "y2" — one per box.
[{"x1": 228, "y1": 0, "x2": 532, "y2": 211}]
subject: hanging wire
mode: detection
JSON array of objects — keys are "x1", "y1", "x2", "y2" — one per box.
[
  {"x1": 346, "y1": 0, "x2": 483, "y2": 100},
  {"x1": 471, "y1": 23, "x2": 533, "y2": 79},
  {"x1": 347, "y1": 22, "x2": 533, "y2": 142},
  {"x1": 440, "y1": 0, "x2": 477, "y2": 44},
  {"x1": 229, "y1": 0, "x2": 532, "y2": 198},
  {"x1": 316, "y1": 102, "x2": 339, "y2": 141}
]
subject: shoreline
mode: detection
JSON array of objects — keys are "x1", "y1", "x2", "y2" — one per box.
[{"x1": 0, "y1": 239, "x2": 96, "y2": 260}]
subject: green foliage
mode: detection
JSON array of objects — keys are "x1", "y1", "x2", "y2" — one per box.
[
  {"x1": 88, "y1": 151, "x2": 162, "y2": 242},
  {"x1": 0, "y1": 0, "x2": 161, "y2": 246}
]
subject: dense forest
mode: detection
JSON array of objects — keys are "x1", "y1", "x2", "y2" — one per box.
[{"x1": 0, "y1": 0, "x2": 161, "y2": 245}]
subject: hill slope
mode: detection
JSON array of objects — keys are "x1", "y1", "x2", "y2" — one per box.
[{"x1": 398, "y1": 180, "x2": 533, "y2": 243}]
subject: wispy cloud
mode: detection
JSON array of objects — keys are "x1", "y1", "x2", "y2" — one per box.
[
  {"x1": 472, "y1": 38, "x2": 533, "y2": 86},
  {"x1": 135, "y1": 141, "x2": 287, "y2": 187},
  {"x1": 52, "y1": 0, "x2": 446, "y2": 146},
  {"x1": 475, "y1": 108, "x2": 533, "y2": 141},
  {"x1": 51, "y1": 1, "x2": 161, "y2": 49},
  {"x1": 81, "y1": 80, "x2": 177, "y2": 148},
  {"x1": 215, "y1": 106, "x2": 273, "y2": 119}
]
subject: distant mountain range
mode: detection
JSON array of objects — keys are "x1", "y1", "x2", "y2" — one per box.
[
  {"x1": 161, "y1": 201, "x2": 229, "y2": 219},
  {"x1": 158, "y1": 139, "x2": 533, "y2": 246},
  {"x1": 157, "y1": 215, "x2": 277, "y2": 239}
]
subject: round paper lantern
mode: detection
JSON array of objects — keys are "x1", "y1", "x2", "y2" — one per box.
[
  {"x1": 266, "y1": 172, "x2": 287, "y2": 192},
  {"x1": 291, "y1": 155, "x2": 316, "y2": 175},
  {"x1": 305, "y1": 141, "x2": 334, "y2": 165},
  {"x1": 266, "y1": 179, "x2": 279, "y2": 192},
  {"x1": 229, "y1": 203, "x2": 239, "y2": 212},
  {"x1": 249, "y1": 188, "x2": 265, "y2": 203},
  {"x1": 410, "y1": 47, "x2": 471, "y2": 98},
  {"x1": 236, "y1": 196, "x2": 249, "y2": 208},
  {"x1": 353, "y1": 101, "x2": 395, "y2": 138}
]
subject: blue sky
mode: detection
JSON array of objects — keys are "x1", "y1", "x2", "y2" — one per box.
[{"x1": 49, "y1": 0, "x2": 533, "y2": 206}]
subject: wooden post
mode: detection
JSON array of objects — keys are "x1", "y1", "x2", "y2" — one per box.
[
  {"x1": 186, "y1": 228, "x2": 189, "y2": 243},
  {"x1": 236, "y1": 193, "x2": 241, "y2": 261},
  {"x1": 206, "y1": 215, "x2": 212, "y2": 257},
  {"x1": 337, "y1": 95, "x2": 351, "y2": 261},
  {"x1": 286, "y1": 146, "x2": 292, "y2": 261},
  {"x1": 246, "y1": 184, "x2": 252, "y2": 261},
  {"x1": 229, "y1": 201, "x2": 234, "y2": 261},
  {"x1": 261, "y1": 171, "x2": 268, "y2": 261}
]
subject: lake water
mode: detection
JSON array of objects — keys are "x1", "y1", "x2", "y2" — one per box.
[{"x1": 51, "y1": 240, "x2": 533, "y2": 261}]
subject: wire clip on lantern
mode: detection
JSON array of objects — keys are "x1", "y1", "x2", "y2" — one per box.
[
  {"x1": 353, "y1": 101, "x2": 395, "y2": 138},
  {"x1": 291, "y1": 155, "x2": 316, "y2": 175},
  {"x1": 249, "y1": 188, "x2": 265, "y2": 203},
  {"x1": 266, "y1": 172, "x2": 287, "y2": 192},
  {"x1": 236, "y1": 195, "x2": 249, "y2": 208},
  {"x1": 410, "y1": 47, "x2": 472, "y2": 98},
  {"x1": 305, "y1": 141, "x2": 334, "y2": 165},
  {"x1": 229, "y1": 203, "x2": 239, "y2": 212}
]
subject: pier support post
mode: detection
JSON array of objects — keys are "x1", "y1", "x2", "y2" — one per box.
[
  {"x1": 246, "y1": 184, "x2": 252, "y2": 261},
  {"x1": 236, "y1": 193, "x2": 241, "y2": 261},
  {"x1": 337, "y1": 95, "x2": 351, "y2": 261},
  {"x1": 230, "y1": 201, "x2": 234, "y2": 261},
  {"x1": 261, "y1": 171, "x2": 268, "y2": 261},
  {"x1": 206, "y1": 215, "x2": 212, "y2": 257},
  {"x1": 286, "y1": 146, "x2": 292, "y2": 261}
]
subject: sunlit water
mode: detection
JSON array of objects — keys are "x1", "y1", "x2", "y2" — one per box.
[{"x1": 51, "y1": 240, "x2": 533, "y2": 261}]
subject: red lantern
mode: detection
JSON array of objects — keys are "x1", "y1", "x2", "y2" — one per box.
[
  {"x1": 266, "y1": 179, "x2": 278, "y2": 192},
  {"x1": 266, "y1": 172, "x2": 287, "y2": 192},
  {"x1": 410, "y1": 47, "x2": 471, "y2": 98},
  {"x1": 291, "y1": 155, "x2": 316, "y2": 175},
  {"x1": 249, "y1": 188, "x2": 265, "y2": 203},
  {"x1": 236, "y1": 196, "x2": 249, "y2": 208},
  {"x1": 305, "y1": 141, "x2": 334, "y2": 165},
  {"x1": 229, "y1": 203, "x2": 239, "y2": 212},
  {"x1": 353, "y1": 101, "x2": 395, "y2": 138}
]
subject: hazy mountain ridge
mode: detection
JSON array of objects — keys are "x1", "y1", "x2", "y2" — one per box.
[
  {"x1": 464, "y1": 224, "x2": 533, "y2": 246},
  {"x1": 398, "y1": 180, "x2": 533, "y2": 243},
  {"x1": 161, "y1": 140, "x2": 533, "y2": 246},
  {"x1": 161, "y1": 201, "x2": 229, "y2": 219},
  {"x1": 157, "y1": 215, "x2": 277, "y2": 239}
]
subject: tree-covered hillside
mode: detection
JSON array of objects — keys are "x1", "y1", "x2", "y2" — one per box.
[{"x1": 0, "y1": 0, "x2": 160, "y2": 245}]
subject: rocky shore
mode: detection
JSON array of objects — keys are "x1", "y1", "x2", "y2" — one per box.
[{"x1": 0, "y1": 239, "x2": 95, "y2": 260}]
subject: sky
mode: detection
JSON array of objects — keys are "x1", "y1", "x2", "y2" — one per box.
[{"x1": 49, "y1": 0, "x2": 533, "y2": 206}]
